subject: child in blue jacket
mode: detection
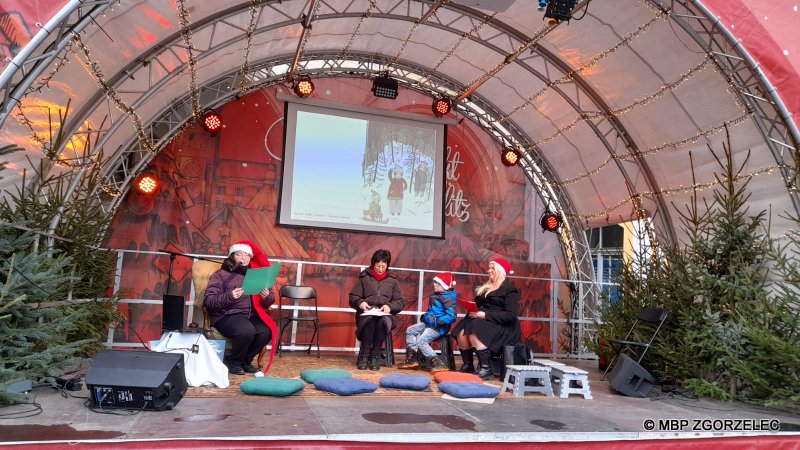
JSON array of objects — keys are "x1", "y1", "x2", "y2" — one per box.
[{"x1": 398, "y1": 272, "x2": 457, "y2": 372}]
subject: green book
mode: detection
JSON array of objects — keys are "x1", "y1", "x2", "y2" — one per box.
[{"x1": 241, "y1": 262, "x2": 282, "y2": 295}]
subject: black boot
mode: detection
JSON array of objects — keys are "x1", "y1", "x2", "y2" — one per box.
[
  {"x1": 429, "y1": 356, "x2": 448, "y2": 373},
  {"x1": 475, "y1": 348, "x2": 493, "y2": 379},
  {"x1": 398, "y1": 349, "x2": 420, "y2": 369},
  {"x1": 356, "y1": 348, "x2": 368, "y2": 370},
  {"x1": 368, "y1": 355, "x2": 381, "y2": 371},
  {"x1": 458, "y1": 348, "x2": 475, "y2": 373}
]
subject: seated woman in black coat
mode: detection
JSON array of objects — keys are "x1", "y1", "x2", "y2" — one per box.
[
  {"x1": 348, "y1": 249, "x2": 405, "y2": 371},
  {"x1": 451, "y1": 257, "x2": 521, "y2": 379}
]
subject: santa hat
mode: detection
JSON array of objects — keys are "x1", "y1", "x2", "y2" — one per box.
[
  {"x1": 228, "y1": 240, "x2": 270, "y2": 268},
  {"x1": 433, "y1": 272, "x2": 456, "y2": 290},
  {"x1": 489, "y1": 257, "x2": 513, "y2": 278}
]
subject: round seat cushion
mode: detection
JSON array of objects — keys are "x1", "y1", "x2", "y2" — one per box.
[
  {"x1": 314, "y1": 377, "x2": 377, "y2": 396},
  {"x1": 300, "y1": 369, "x2": 351, "y2": 384},
  {"x1": 438, "y1": 381, "x2": 500, "y2": 398},
  {"x1": 433, "y1": 371, "x2": 483, "y2": 383},
  {"x1": 379, "y1": 373, "x2": 431, "y2": 390},
  {"x1": 240, "y1": 377, "x2": 305, "y2": 397}
]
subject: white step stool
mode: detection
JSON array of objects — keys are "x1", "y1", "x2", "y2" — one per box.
[
  {"x1": 550, "y1": 365, "x2": 593, "y2": 399},
  {"x1": 532, "y1": 358, "x2": 566, "y2": 367},
  {"x1": 502, "y1": 365, "x2": 553, "y2": 397}
]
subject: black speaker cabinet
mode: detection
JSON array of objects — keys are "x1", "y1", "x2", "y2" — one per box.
[
  {"x1": 607, "y1": 354, "x2": 656, "y2": 398},
  {"x1": 162, "y1": 294, "x2": 185, "y2": 331},
  {"x1": 86, "y1": 350, "x2": 187, "y2": 411}
]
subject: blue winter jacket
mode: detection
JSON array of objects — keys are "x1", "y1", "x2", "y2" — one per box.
[{"x1": 421, "y1": 289, "x2": 457, "y2": 335}]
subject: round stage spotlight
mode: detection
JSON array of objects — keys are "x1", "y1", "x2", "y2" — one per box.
[
  {"x1": 293, "y1": 77, "x2": 314, "y2": 98},
  {"x1": 201, "y1": 110, "x2": 223, "y2": 135},
  {"x1": 501, "y1": 148, "x2": 521, "y2": 167},
  {"x1": 432, "y1": 97, "x2": 452, "y2": 117},
  {"x1": 136, "y1": 175, "x2": 158, "y2": 195},
  {"x1": 540, "y1": 211, "x2": 562, "y2": 233}
]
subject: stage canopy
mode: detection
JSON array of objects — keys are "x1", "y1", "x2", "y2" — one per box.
[{"x1": 1, "y1": 0, "x2": 799, "y2": 256}]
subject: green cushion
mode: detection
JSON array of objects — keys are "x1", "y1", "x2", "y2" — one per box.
[
  {"x1": 300, "y1": 369, "x2": 352, "y2": 384},
  {"x1": 240, "y1": 377, "x2": 305, "y2": 397}
]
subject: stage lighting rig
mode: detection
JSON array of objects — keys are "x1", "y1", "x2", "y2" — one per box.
[
  {"x1": 372, "y1": 74, "x2": 399, "y2": 99},
  {"x1": 136, "y1": 174, "x2": 158, "y2": 195},
  {"x1": 293, "y1": 77, "x2": 314, "y2": 98},
  {"x1": 543, "y1": 0, "x2": 579, "y2": 24},
  {"x1": 540, "y1": 210, "x2": 562, "y2": 233},
  {"x1": 200, "y1": 110, "x2": 223, "y2": 135},
  {"x1": 501, "y1": 148, "x2": 521, "y2": 167},
  {"x1": 432, "y1": 97, "x2": 452, "y2": 117}
]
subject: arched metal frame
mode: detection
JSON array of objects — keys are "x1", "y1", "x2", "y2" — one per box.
[{"x1": 1, "y1": 0, "x2": 798, "y2": 356}]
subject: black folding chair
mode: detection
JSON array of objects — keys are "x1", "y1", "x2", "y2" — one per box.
[
  {"x1": 601, "y1": 307, "x2": 668, "y2": 380},
  {"x1": 277, "y1": 285, "x2": 320, "y2": 358}
]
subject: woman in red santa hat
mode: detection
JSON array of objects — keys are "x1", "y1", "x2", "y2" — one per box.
[
  {"x1": 451, "y1": 256, "x2": 521, "y2": 379},
  {"x1": 204, "y1": 240, "x2": 275, "y2": 375}
]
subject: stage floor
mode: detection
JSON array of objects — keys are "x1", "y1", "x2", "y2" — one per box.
[{"x1": 1, "y1": 354, "x2": 798, "y2": 448}]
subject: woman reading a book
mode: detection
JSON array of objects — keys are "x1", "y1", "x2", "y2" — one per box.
[
  {"x1": 451, "y1": 257, "x2": 521, "y2": 379},
  {"x1": 204, "y1": 240, "x2": 276, "y2": 376},
  {"x1": 348, "y1": 249, "x2": 406, "y2": 371}
]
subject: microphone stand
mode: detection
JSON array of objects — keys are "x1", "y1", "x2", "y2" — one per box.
[{"x1": 158, "y1": 248, "x2": 224, "y2": 333}]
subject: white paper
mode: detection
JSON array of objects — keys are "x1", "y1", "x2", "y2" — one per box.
[{"x1": 361, "y1": 308, "x2": 390, "y2": 316}]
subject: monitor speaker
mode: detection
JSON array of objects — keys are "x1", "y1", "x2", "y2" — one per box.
[
  {"x1": 607, "y1": 354, "x2": 656, "y2": 398},
  {"x1": 86, "y1": 350, "x2": 187, "y2": 411},
  {"x1": 162, "y1": 294, "x2": 185, "y2": 331}
]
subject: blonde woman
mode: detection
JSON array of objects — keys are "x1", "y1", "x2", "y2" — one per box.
[{"x1": 451, "y1": 257, "x2": 521, "y2": 379}]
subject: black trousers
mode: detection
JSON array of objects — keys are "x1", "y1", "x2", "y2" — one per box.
[
  {"x1": 357, "y1": 316, "x2": 388, "y2": 357},
  {"x1": 214, "y1": 313, "x2": 272, "y2": 365}
]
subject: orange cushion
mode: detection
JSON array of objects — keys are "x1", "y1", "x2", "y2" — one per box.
[{"x1": 433, "y1": 371, "x2": 482, "y2": 383}]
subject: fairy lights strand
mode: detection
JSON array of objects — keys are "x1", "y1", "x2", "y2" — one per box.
[
  {"x1": 176, "y1": 0, "x2": 201, "y2": 120},
  {"x1": 27, "y1": 41, "x2": 73, "y2": 94},
  {"x1": 338, "y1": 0, "x2": 378, "y2": 60},
  {"x1": 497, "y1": 12, "x2": 668, "y2": 124},
  {"x1": 14, "y1": 104, "x2": 48, "y2": 149},
  {"x1": 386, "y1": 0, "x2": 451, "y2": 70},
  {"x1": 72, "y1": 32, "x2": 155, "y2": 153},
  {"x1": 238, "y1": 0, "x2": 264, "y2": 97},
  {"x1": 291, "y1": 0, "x2": 323, "y2": 77},
  {"x1": 421, "y1": 10, "x2": 498, "y2": 83}
]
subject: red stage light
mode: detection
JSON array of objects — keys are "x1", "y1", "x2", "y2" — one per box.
[
  {"x1": 501, "y1": 148, "x2": 521, "y2": 167},
  {"x1": 293, "y1": 77, "x2": 314, "y2": 98},
  {"x1": 136, "y1": 175, "x2": 158, "y2": 195},
  {"x1": 540, "y1": 211, "x2": 562, "y2": 232},
  {"x1": 201, "y1": 110, "x2": 223, "y2": 134},
  {"x1": 432, "y1": 97, "x2": 452, "y2": 117}
]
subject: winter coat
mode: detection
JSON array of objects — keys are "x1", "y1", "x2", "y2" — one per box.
[
  {"x1": 203, "y1": 267, "x2": 275, "y2": 327},
  {"x1": 387, "y1": 173, "x2": 407, "y2": 200},
  {"x1": 348, "y1": 269, "x2": 405, "y2": 335},
  {"x1": 452, "y1": 279, "x2": 521, "y2": 353},
  {"x1": 421, "y1": 288, "x2": 457, "y2": 335}
]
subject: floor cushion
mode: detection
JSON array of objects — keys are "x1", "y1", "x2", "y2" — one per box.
[
  {"x1": 438, "y1": 381, "x2": 500, "y2": 398},
  {"x1": 433, "y1": 371, "x2": 483, "y2": 383},
  {"x1": 240, "y1": 377, "x2": 305, "y2": 397},
  {"x1": 314, "y1": 377, "x2": 377, "y2": 396},
  {"x1": 300, "y1": 368, "x2": 351, "y2": 384},
  {"x1": 379, "y1": 373, "x2": 431, "y2": 390}
]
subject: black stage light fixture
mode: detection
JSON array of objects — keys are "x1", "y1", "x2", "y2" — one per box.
[
  {"x1": 293, "y1": 77, "x2": 314, "y2": 98},
  {"x1": 432, "y1": 97, "x2": 452, "y2": 117},
  {"x1": 540, "y1": 210, "x2": 562, "y2": 233},
  {"x1": 501, "y1": 148, "x2": 521, "y2": 167},
  {"x1": 200, "y1": 110, "x2": 223, "y2": 135},
  {"x1": 372, "y1": 74, "x2": 399, "y2": 99},
  {"x1": 544, "y1": 0, "x2": 578, "y2": 23}
]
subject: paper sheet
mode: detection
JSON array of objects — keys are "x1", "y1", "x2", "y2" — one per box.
[
  {"x1": 361, "y1": 308, "x2": 390, "y2": 316},
  {"x1": 242, "y1": 262, "x2": 282, "y2": 295}
]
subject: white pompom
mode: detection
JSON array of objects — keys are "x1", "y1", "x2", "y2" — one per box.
[{"x1": 255, "y1": 371, "x2": 264, "y2": 378}]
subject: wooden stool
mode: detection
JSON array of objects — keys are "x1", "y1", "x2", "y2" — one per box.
[
  {"x1": 550, "y1": 366, "x2": 593, "y2": 399},
  {"x1": 501, "y1": 365, "x2": 553, "y2": 397}
]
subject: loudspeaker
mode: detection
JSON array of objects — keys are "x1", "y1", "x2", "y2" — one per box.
[
  {"x1": 162, "y1": 294, "x2": 185, "y2": 331},
  {"x1": 607, "y1": 354, "x2": 656, "y2": 398},
  {"x1": 86, "y1": 350, "x2": 187, "y2": 411}
]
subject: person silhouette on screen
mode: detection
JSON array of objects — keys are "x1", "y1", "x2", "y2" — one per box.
[
  {"x1": 414, "y1": 162, "x2": 429, "y2": 197},
  {"x1": 387, "y1": 167, "x2": 407, "y2": 216}
]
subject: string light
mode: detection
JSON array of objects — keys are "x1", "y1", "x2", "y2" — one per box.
[
  {"x1": 237, "y1": 0, "x2": 263, "y2": 97},
  {"x1": 71, "y1": 32, "x2": 155, "y2": 153},
  {"x1": 176, "y1": 0, "x2": 201, "y2": 120},
  {"x1": 338, "y1": 1, "x2": 377, "y2": 60},
  {"x1": 421, "y1": 11, "x2": 498, "y2": 82},
  {"x1": 386, "y1": 0, "x2": 451, "y2": 71},
  {"x1": 27, "y1": 41, "x2": 73, "y2": 94}
]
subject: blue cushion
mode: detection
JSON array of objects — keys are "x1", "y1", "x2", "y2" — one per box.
[
  {"x1": 438, "y1": 381, "x2": 500, "y2": 398},
  {"x1": 379, "y1": 373, "x2": 431, "y2": 391},
  {"x1": 314, "y1": 377, "x2": 377, "y2": 396},
  {"x1": 300, "y1": 369, "x2": 351, "y2": 384},
  {"x1": 239, "y1": 377, "x2": 304, "y2": 397}
]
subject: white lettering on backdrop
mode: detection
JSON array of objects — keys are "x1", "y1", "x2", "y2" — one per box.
[{"x1": 445, "y1": 146, "x2": 470, "y2": 222}]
